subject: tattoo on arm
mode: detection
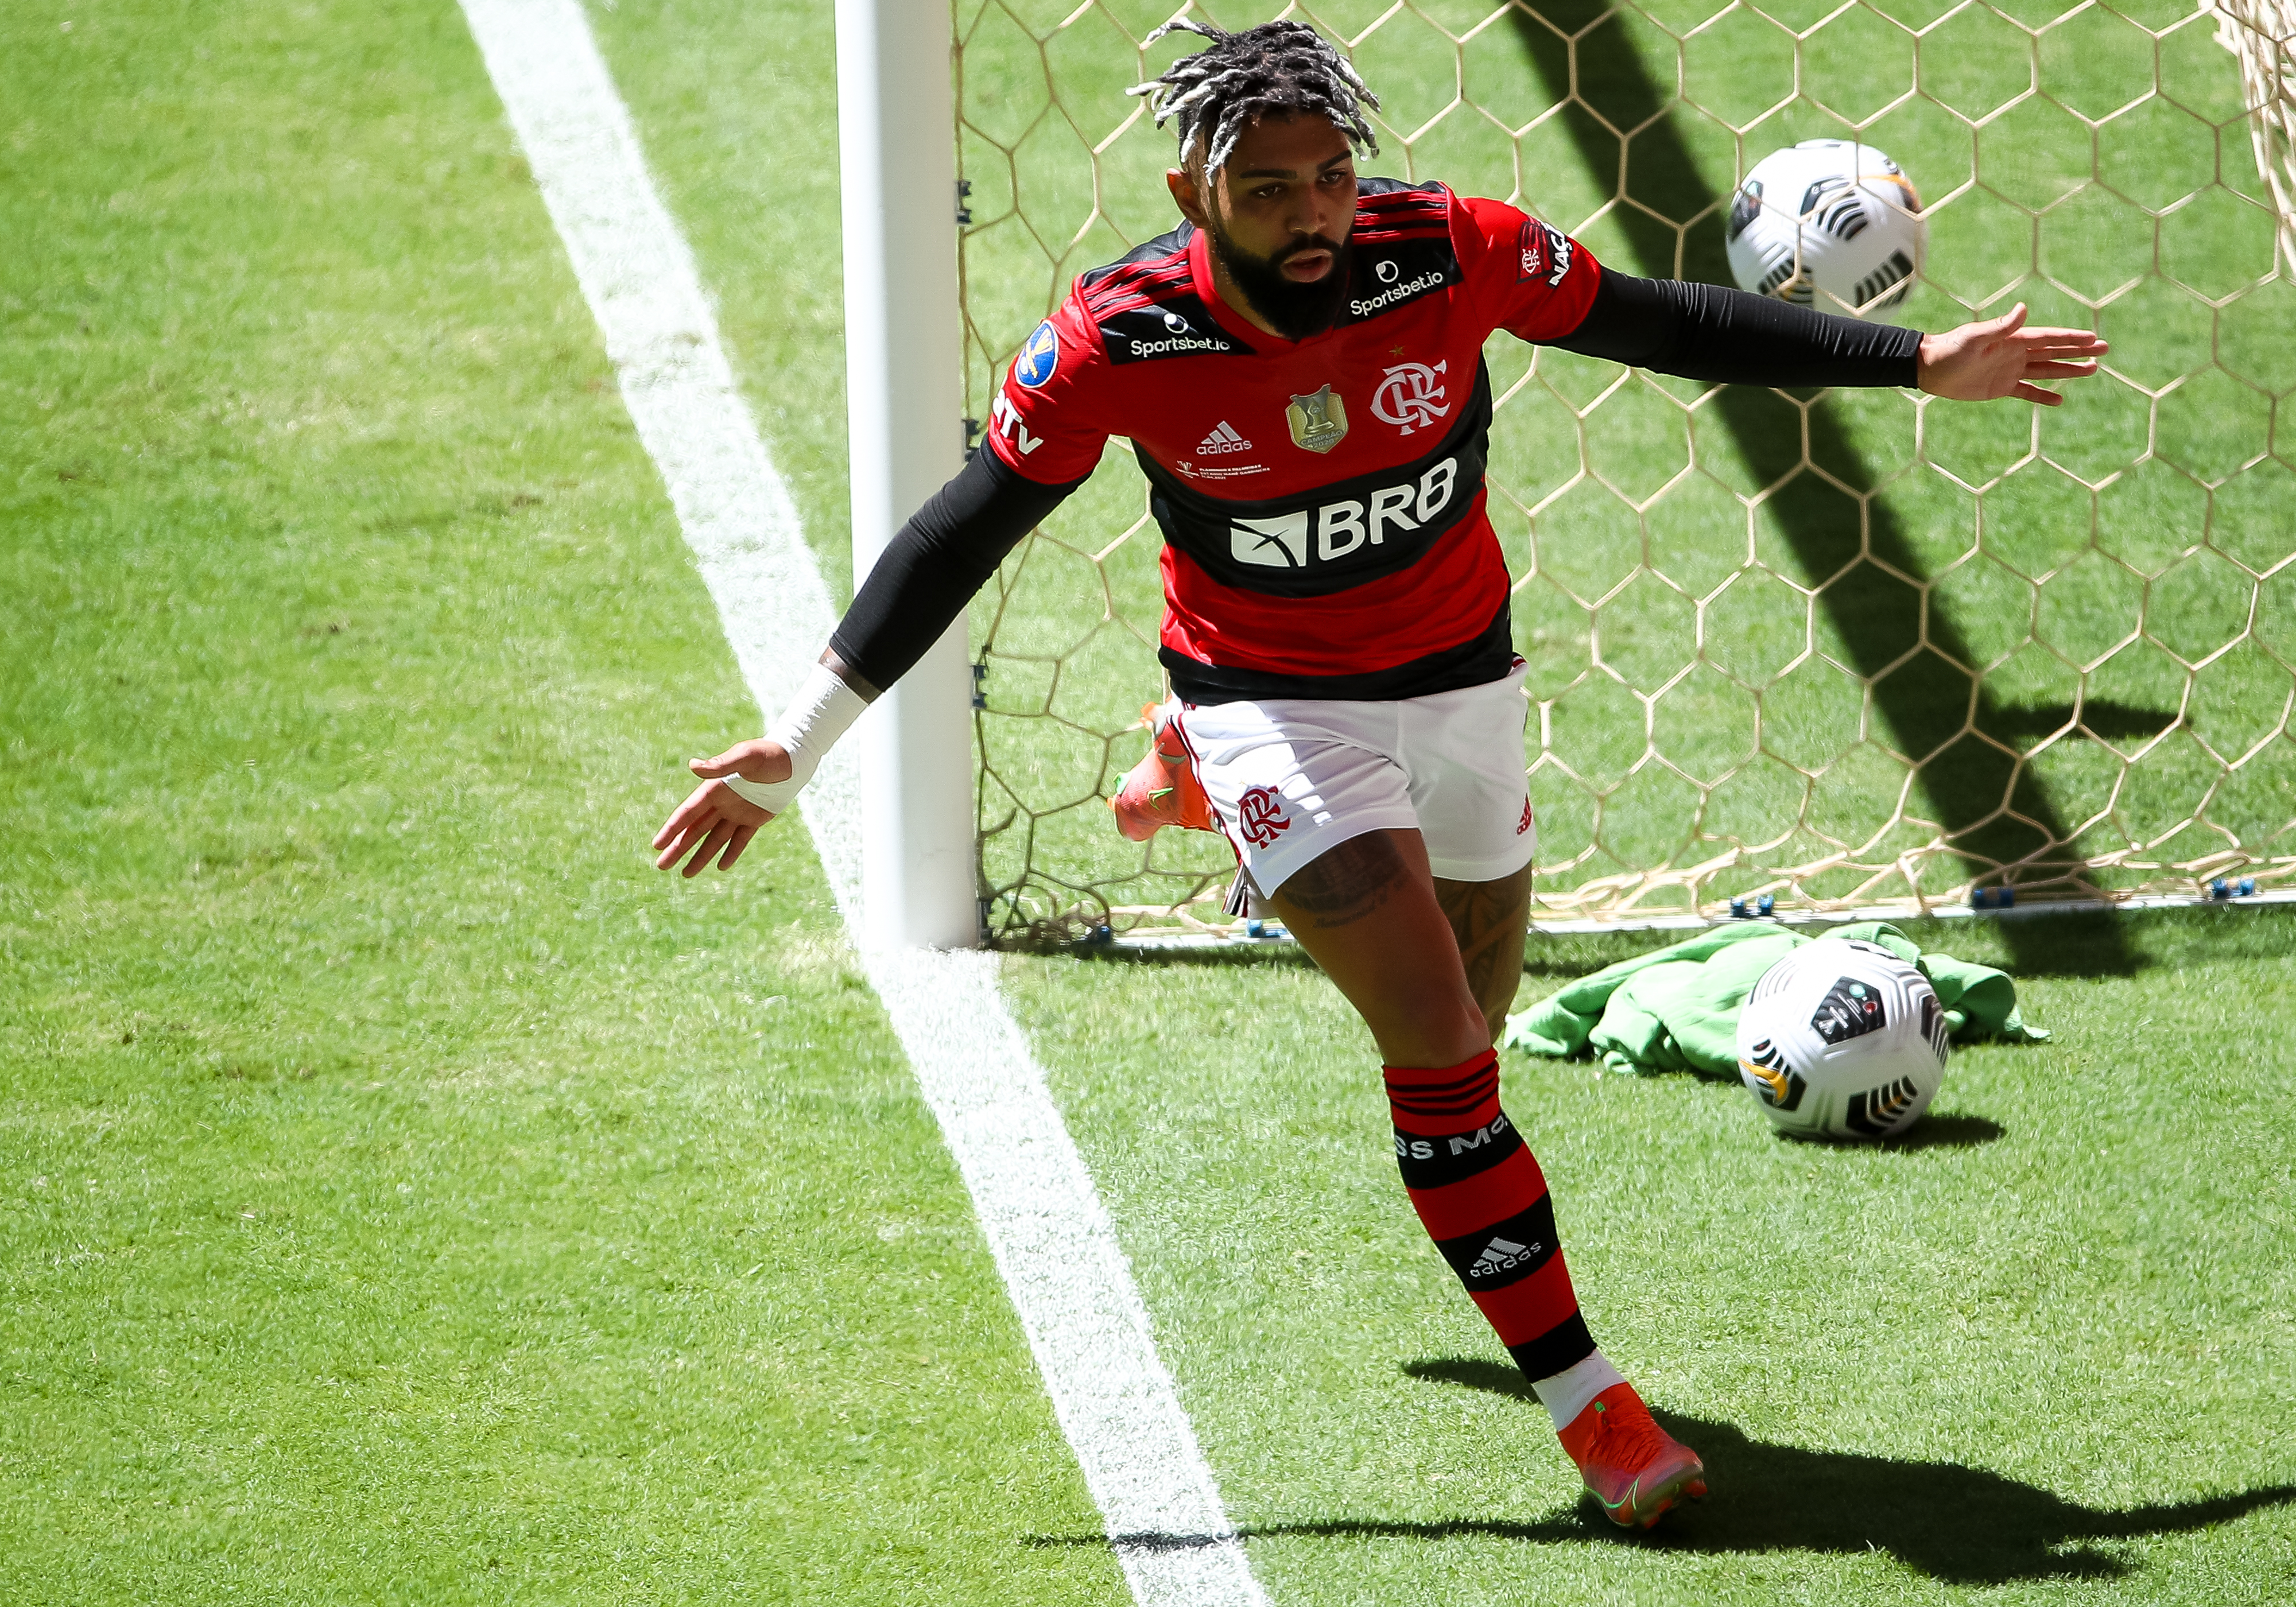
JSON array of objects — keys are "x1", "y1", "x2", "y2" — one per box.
[{"x1": 1275, "y1": 833, "x2": 1411, "y2": 930}]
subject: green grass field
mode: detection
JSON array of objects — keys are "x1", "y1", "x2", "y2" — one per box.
[
  {"x1": 3, "y1": 0, "x2": 2293, "y2": 1602},
  {"x1": 1, "y1": 3, "x2": 1118, "y2": 1599}
]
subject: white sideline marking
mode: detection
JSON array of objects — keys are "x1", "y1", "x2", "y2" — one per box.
[{"x1": 455, "y1": 4, "x2": 1266, "y2": 1602}]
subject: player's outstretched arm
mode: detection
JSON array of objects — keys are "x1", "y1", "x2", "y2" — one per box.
[
  {"x1": 1547, "y1": 270, "x2": 2105, "y2": 405},
  {"x1": 651, "y1": 449, "x2": 1087, "y2": 876},
  {"x1": 1917, "y1": 302, "x2": 2107, "y2": 407}
]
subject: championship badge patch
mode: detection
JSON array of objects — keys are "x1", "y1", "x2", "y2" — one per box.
[{"x1": 1285, "y1": 383, "x2": 1348, "y2": 453}]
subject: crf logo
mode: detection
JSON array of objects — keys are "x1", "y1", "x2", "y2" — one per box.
[
  {"x1": 1371, "y1": 360, "x2": 1450, "y2": 435},
  {"x1": 1516, "y1": 219, "x2": 1573, "y2": 287},
  {"x1": 1517, "y1": 798, "x2": 1533, "y2": 836},
  {"x1": 1234, "y1": 786, "x2": 1289, "y2": 848},
  {"x1": 1518, "y1": 223, "x2": 1545, "y2": 282}
]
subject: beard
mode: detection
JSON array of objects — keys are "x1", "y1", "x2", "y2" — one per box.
[{"x1": 1205, "y1": 218, "x2": 1353, "y2": 341}]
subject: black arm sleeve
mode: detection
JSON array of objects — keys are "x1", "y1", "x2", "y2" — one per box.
[
  {"x1": 1550, "y1": 267, "x2": 1921, "y2": 389},
  {"x1": 827, "y1": 448, "x2": 1088, "y2": 693}
]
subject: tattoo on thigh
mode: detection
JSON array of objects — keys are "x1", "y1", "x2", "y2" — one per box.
[
  {"x1": 1437, "y1": 872, "x2": 1531, "y2": 1016},
  {"x1": 1278, "y1": 834, "x2": 1409, "y2": 930}
]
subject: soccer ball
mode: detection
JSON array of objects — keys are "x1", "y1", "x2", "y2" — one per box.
[
  {"x1": 1724, "y1": 140, "x2": 1927, "y2": 320},
  {"x1": 1734, "y1": 939, "x2": 1950, "y2": 1140}
]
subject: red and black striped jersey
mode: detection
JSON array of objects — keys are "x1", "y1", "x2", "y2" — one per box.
[{"x1": 984, "y1": 179, "x2": 1601, "y2": 702}]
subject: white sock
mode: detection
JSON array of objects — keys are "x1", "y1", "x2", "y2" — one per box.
[{"x1": 1531, "y1": 1349, "x2": 1626, "y2": 1433}]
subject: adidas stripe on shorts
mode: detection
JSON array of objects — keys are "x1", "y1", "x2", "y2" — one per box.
[{"x1": 1174, "y1": 659, "x2": 1536, "y2": 897}]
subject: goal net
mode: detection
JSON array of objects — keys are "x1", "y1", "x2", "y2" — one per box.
[{"x1": 952, "y1": 0, "x2": 2296, "y2": 942}]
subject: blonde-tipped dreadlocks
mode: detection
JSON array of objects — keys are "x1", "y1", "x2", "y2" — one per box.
[{"x1": 1127, "y1": 18, "x2": 1380, "y2": 177}]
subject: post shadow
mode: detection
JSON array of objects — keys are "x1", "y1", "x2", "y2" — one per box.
[
  {"x1": 1030, "y1": 1359, "x2": 2295, "y2": 1585},
  {"x1": 1503, "y1": 1, "x2": 2138, "y2": 976}
]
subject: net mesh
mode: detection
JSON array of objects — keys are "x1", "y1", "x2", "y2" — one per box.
[
  {"x1": 2219, "y1": 0, "x2": 2296, "y2": 271},
  {"x1": 953, "y1": 0, "x2": 2296, "y2": 942}
]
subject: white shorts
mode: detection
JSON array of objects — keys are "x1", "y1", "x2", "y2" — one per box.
[{"x1": 1174, "y1": 660, "x2": 1535, "y2": 897}]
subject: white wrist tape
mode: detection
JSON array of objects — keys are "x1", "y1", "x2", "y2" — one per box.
[{"x1": 720, "y1": 665, "x2": 868, "y2": 813}]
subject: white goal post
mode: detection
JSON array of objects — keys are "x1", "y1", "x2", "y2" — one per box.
[{"x1": 835, "y1": 0, "x2": 979, "y2": 948}]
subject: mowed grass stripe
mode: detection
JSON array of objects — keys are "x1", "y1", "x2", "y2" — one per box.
[
  {"x1": 0, "y1": 1, "x2": 1121, "y2": 1600},
  {"x1": 459, "y1": 5, "x2": 1263, "y2": 1600}
]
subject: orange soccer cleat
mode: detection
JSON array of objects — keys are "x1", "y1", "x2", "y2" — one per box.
[
  {"x1": 1108, "y1": 702, "x2": 1216, "y2": 842},
  {"x1": 1557, "y1": 1381, "x2": 1708, "y2": 1530}
]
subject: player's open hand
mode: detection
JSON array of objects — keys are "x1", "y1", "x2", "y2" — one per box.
[
  {"x1": 651, "y1": 739, "x2": 789, "y2": 876},
  {"x1": 1918, "y1": 303, "x2": 2107, "y2": 406}
]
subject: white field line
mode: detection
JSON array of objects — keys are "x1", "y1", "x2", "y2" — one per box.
[{"x1": 454, "y1": 4, "x2": 1267, "y2": 1602}]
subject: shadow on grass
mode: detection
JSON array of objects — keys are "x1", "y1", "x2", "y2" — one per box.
[
  {"x1": 1057, "y1": 938, "x2": 1317, "y2": 970},
  {"x1": 1396, "y1": 1360, "x2": 2292, "y2": 1582},
  {"x1": 1057, "y1": 927, "x2": 1695, "y2": 975},
  {"x1": 1830, "y1": 1110, "x2": 2003, "y2": 1148},
  {"x1": 1030, "y1": 1358, "x2": 2294, "y2": 1585},
  {"x1": 1064, "y1": 909, "x2": 2155, "y2": 981},
  {"x1": 1052, "y1": 890, "x2": 2286, "y2": 981},
  {"x1": 1504, "y1": 1, "x2": 2138, "y2": 979}
]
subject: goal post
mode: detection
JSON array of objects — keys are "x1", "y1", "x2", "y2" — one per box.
[{"x1": 835, "y1": 0, "x2": 979, "y2": 949}]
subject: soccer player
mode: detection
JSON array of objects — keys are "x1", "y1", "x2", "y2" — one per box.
[{"x1": 652, "y1": 20, "x2": 2105, "y2": 1528}]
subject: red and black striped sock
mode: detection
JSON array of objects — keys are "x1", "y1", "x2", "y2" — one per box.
[{"x1": 1386, "y1": 1049, "x2": 1596, "y2": 1383}]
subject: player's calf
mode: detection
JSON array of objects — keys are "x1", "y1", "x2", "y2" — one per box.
[{"x1": 1387, "y1": 1049, "x2": 1705, "y2": 1526}]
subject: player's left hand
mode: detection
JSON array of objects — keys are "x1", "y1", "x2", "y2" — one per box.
[
  {"x1": 1918, "y1": 303, "x2": 2107, "y2": 406},
  {"x1": 651, "y1": 739, "x2": 785, "y2": 877}
]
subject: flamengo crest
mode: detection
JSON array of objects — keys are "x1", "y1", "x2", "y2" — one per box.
[
  {"x1": 1234, "y1": 785, "x2": 1290, "y2": 847},
  {"x1": 1286, "y1": 384, "x2": 1348, "y2": 454},
  {"x1": 1371, "y1": 360, "x2": 1450, "y2": 435}
]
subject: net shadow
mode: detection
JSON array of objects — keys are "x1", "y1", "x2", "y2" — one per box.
[{"x1": 1504, "y1": 1, "x2": 2138, "y2": 975}]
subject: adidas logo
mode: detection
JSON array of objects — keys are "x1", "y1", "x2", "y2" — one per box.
[
  {"x1": 1196, "y1": 420, "x2": 1253, "y2": 456},
  {"x1": 1468, "y1": 1235, "x2": 1541, "y2": 1278}
]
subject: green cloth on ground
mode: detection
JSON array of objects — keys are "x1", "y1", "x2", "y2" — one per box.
[{"x1": 1502, "y1": 921, "x2": 2047, "y2": 1078}]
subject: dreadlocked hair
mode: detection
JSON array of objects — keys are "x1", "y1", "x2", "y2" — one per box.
[{"x1": 1127, "y1": 18, "x2": 1380, "y2": 177}]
